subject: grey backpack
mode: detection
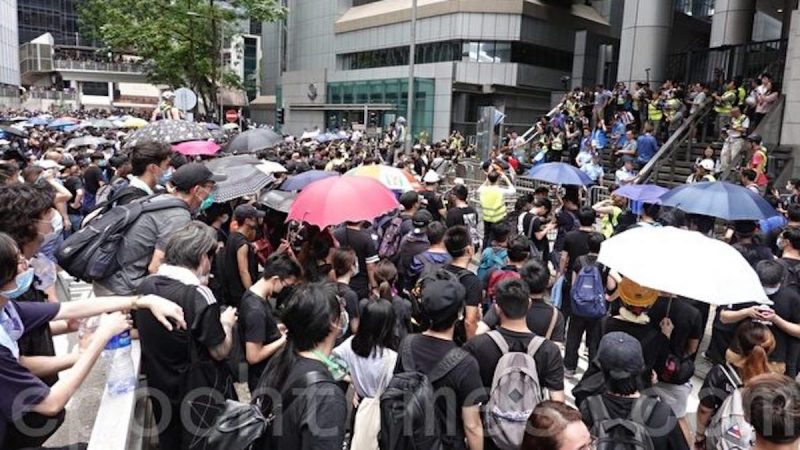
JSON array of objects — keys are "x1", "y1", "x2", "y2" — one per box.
[
  {"x1": 705, "y1": 364, "x2": 754, "y2": 450},
  {"x1": 484, "y1": 331, "x2": 546, "y2": 450}
]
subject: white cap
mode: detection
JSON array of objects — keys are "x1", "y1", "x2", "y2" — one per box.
[
  {"x1": 423, "y1": 170, "x2": 441, "y2": 183},
  {"x1": 700, "y1": 159, "x2": 715, "y2": 171},
  {"x1": 162, "y1": 90, "x2": 175, "y2": 99},
  {"x1": 36, "y1": 159, "x2": 63, "y2": 170}
]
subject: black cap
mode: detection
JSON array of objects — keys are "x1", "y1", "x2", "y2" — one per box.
[
  {"x1": 421, "y1": 279, "x2": 465, "y2": 317},
  {"x1": 171, "y1": 163, "x2": 226, "y2": 191},
  {"x1": 747, "y1": 133, "x2": 763, "y2": 144},
  {"x1": 596, "y1": 332, "x2": 645, "y2": 379},
  {"x1": 412, "y1": 209, "x2": 433, "y2": 229},
  {"x1": 734, "y1": 220, "x2": 757, "y2": 235},
  {"x1": 234, "y1": 204, "x2": 266, "y2": 220}
]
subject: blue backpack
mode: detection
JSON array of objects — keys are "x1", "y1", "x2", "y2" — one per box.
[
  {"x1": 477, "y1": 246, "x2": 508, "y2": 283},
  {"x1": 571, "y1": 256, "x2": 607, "y2": 319}
]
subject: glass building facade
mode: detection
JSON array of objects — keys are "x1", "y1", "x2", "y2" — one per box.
[
  {"x1": 0, "y1": 0, "x2": 20, "y2": 92},
  {"x1": 326, "y1": 78, "x2": 434, "y2": 138},
  {"x1": 243, "y1": 35, "x2": 259, "y2": 101},
  {"x1": 18, "y1": 0, "x2": 93, "y2": 46}
]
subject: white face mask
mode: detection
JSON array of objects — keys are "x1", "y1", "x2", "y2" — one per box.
[{"x1": 764, "y1": 285, "x2": 781, "y2": 296}]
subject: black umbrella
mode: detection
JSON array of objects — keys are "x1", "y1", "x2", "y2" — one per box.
[
  {"x1": 123, "y1": 120, "x2": 212, "y2": 149},
  {"x1": 205, "y1": 154, "x2": 261, "y2": 171},
  {"x1": 225, "y1": 128, "x2": 282, "y2": 154},
  {"x1": 214, "y1": 165, "x2": 276, "y2": 202}
]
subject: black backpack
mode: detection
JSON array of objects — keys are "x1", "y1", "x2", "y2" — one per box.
[
  {"x1": 57, "y1": 195, "x2": 188, "y2": 282},
  {"x1": 379, "y1": 334, "x2": 469, "y2": 450},
  {"x1": 586, "y1": 395, "x2": 657, "y2": 450}
]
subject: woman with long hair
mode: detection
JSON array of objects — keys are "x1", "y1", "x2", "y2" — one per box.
[
  {"x1": 695, "y1": 320, "x2": 776, "y2": 448},
  {"x1": 362, "y1": 259, "x2": 412, "y2": 343},
  {"x1": 520, "y1": 401, "x2": 593, "y2": 450},
  {"x1": 254, "y1": 282, "x2": 347, "y2": 449}
]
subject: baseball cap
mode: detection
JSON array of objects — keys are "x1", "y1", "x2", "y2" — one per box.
[
  {"x1": 234, "y1": 204, "x2": 266, "y2": 220},
  {"x1": 699, "y1": 159, "x2": 715, "y2": 171},
  {"x1": 170, "y1": 163, "x2": 227, "y2": 191},
  {"x1": 423, "y1": 170, "x2": 441, "y2": 184},
  {"x1": 421, "y1": 279, "x2": 465, "y2": 317},
  {"x1": 597, "y1": 332, "x2": 645, "y2": 379},
  {"x1": 618, "y1": 277, "x2": 658, "y2": 308},
  {"x1": 734, "y1": 220, "x2": 758, "y2": 236},
  {"x1": 412, "y1": 209, "x2": 433, "y2": 229},
  {"x1": 622, "y1": 155, "x2": 635, "y2": 163},
  {"x1": 747, "y1": 133, "x2": 763, "y2": 144}
]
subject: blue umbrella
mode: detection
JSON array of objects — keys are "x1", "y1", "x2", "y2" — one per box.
[
  {"x1": 660, "y1": 181, "x2": 779, "y2": 220},
  {"x1": 613, "y1": 184, "x2": 668, "y2": 203},
  {"x1": 28, "y1": 117, "x2": 50, "y2": 126},
  {"x1": 47, "y1": 118, "x2": 77, "y2": 129},
  {"x1": 525, "y1": 162, "x2": 593, "y2": 186},
  {"x1": 279, "y1": 170, "x2": 339, "y2": 191}
]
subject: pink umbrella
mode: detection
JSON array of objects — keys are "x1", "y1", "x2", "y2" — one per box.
[
  {"x1": 287, "y1": 176, "x2": 399, "y2": 228},
  {"x1": 172, "y1": 140, "x2": 221, "y2": 156}
]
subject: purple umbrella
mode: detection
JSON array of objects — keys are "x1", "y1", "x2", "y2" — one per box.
[
  {"x1": 279, "y1": 170, "x2": 339, "y2": 191},
  {"x1": 613, "y1": 184, "x2": 668, "y2": 203}
]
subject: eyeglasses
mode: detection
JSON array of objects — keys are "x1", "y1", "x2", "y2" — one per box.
[{"x1": 578, "y1": 436, "x2": 598, "y2": 450}]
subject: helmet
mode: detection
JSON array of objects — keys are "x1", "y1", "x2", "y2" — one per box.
[{"x1": 162, "y1": 91, "x2": 175, "y2": 100}]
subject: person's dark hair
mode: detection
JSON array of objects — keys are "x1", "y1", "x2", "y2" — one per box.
[
  {"x1": 262, "y1": 253, "x2": 302, "y2": 280},
  {"x1": 452, "y1": 184, "x2": 468, "y2": 201},
  {"x1": 520, "y1": 259, "x2": 549, "y2": 294},
  {"x1": 534, "y1": 197, "x2": 552, "y2": 215},
  {"x1": 534, "y1": 186, "x2": 549, "y2": 197},
  {"x1": 788, "y1": 205, "x2": 800, "y2": 223},
  {"x1": 487, "y1": 171, "x2": 500, "y2": 183},
  {"x1": 352, "y1": 299, "x2": 397, "y2": 358},
  {"x1": 577, "y1": 206, "x2": 596, "y2": 227},
  {"x1": 495, "y1": 279, "x2": 530, "y2": 320},
  {"x1": 21, "y1": 166, "x2": 43, "y2": 184},
  {"x1": 257, "y1": 282, "x2": 341, "y2": 395},
  {"x1": 299, "y1": 230, "x2": 334, "y2": 282},
  {"x1": 399, "y1": 191, "x2": 419, "y2": 210},
  {"x1": 0, "y1": 184, "x2": 55, "y2": 249},
  {"x1": 521, "y1": 401, "x2": 585, "y2": 450},
  {"x1": 163, "y1": 221, "x2": 217, "y2": 269},
  {"x1": 730, "y1": 320, "x2": 776, "y2": 382},
  {"x1": 642, "y1": 202, "x2": 661, "y2": 220},
  {"x1": 170, "y1": 152, "x2": 188, "y2": 169},
  {"x1": 130, "y1": 141, "x2": 172, "y2": 176},
  {"x1": 374, "y1": 259, "x2": 398, "y2": 301},
  {"x1": 658, "y1": 208, "x2": 686, "y2": 228},
  {"x1": 444, "y1": 225, "x2": 471, "y2": 258},
  {"x1": 492, "y1": 223, "x2": 511, "y2": 243},
  {"x1": 743, "y1": 373, "x2": 800, "y2": 445},
  {"x1": 426, "y1": 221, "x2": 446, "y2": 245},
  {"x1": 0, "y1": 232, "x2": 19, "y2": 287},
  {"x1": 508, "y1": 236, "x2": 531, "y2": 263},
  {"x1": 756, "y1": 259, "x2": 785, "y2": 288},
  {"x1": 742, "y1": 169, "x2": 757, "y2": 182},
  {"x1": 332, "y1": 247, "x2": 357, "y2": 278},
  {"x1": 514, "y1": 196, "x2": 530, "y2": 212},
  {"x1": 587, "y1": 231, "x2": 605, "y2": 254},
  {"x1": 89, "y1": 152, "x2": 105, "y2": 162},
  {"x1": 605, "y1": 371, "x2": 641, "y2": 396},
  {"x1": 0, "y1": 161, "x2": 19, "y2": 185},
  {"x1": 784, "y1": 227, "x2": 800, "y2": 250}
]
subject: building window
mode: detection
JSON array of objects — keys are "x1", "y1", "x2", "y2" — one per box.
[{"x1": 82, "y1": 81, "x2": 108, "y2": 96}]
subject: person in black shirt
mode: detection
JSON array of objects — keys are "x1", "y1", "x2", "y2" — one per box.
[
  {"x1": 254, "y1": 282, "x2": 348, "y2": 449},
  {"x1": 61, "y1": 164, "x2": 84, "y2": 233},
  {"x1": 80, "y1": 153, "x2": 106, "y2": 213},
  {"x1": 394, "y1": 279, "x2": 486, "y2": 450},
  {"x1": 332, "y1": 247, "x2": 360, "y2": 338},
  {"x1": 420, "y1": 170, "x2": 446, "y2": 221},
  {"x1": 333, "y1": 222, "x2": 379, "y2": 299},
  {"x1": 521, "y1": 197, "x2": 555, "y2": 265},
  {"x1": 580, "y1": 332, "x2": 689, "y2": 450},
  {"x1": 220, "y1": 204, "x2": 263, "y2": 307},
  {"x1": 240, "y1": 254, "x2": 302, "y2": 393},
  {"x1": 443, "y1": 226, "x2": 483, "y2": 340},
  {"x1": 137, "y1": 222, "x2": 239, "y2": 450},
  {"x1": 445, "y1": 184, "x2": 479, "y2": 231},
  {"x1": 551, "y1": 188, "x2": 580, "y2": 269}
]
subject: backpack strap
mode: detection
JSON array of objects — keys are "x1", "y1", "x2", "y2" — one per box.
[
  {"x1": 428, "y1": 347, "x2": 469, "y2": 384},
  {"x1": 527, "y1": 335, "x2": 546, "y2": 358},
  {"x1": 486, "y1": 330, "x2": 510, "y2": 354},
  {"x1": 720, "y1": 363, "x2": 743, "y2": 388},
  {"x1": 400, "y1": 334, "x2": 419, "y2": 372},
  {"x1": 544, "y1": 307, "x2": 559, "y2": 340},
  {"x1": 586, "y1": 395, "x2": 611, "y2": 425},
  {"x1": 629, "y1": 396, "x2": 659, "y2": 423}
]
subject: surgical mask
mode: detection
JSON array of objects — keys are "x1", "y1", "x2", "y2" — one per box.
[
  {"x1": 764, "y1": 285, "x2": 781, "y2": 296},
  {"x1": 196, "y1": 188, "x2": 215, "y2": 212},
  {"x1": 1, "y1": 268, "x2": 34, "y2": 299},
  {"x1": 778, "y1": 236, "x2": 787, "y2": 251},
  {"x1": 158, "y1": 167, "x2": 173, "y2": 186}
]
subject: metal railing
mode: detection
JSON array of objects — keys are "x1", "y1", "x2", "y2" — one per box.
[
  {"x1": 27, "y1": 90, "x2": 78, "y2": 100},
  {"x1": 54, "y1": 59, "x2": 146, "y2": 74},
  {"x1": 666, "y1": 39, "x2": 788, "y2": 85}
]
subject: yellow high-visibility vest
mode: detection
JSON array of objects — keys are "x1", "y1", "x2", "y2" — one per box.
[
  {"x1": 715, "y1": 89, "x2": 737, "y2": 115},
  {"x1": 480, "y1": 187, "x2": 507, "y2": 223},
  {"x1": 648, "y1": 102, "x2": 662, "y2": 122}
]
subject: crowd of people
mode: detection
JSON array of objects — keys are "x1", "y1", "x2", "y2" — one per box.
[{"x1": 0, "y1": 72, "x2": 797, "y2": 450}]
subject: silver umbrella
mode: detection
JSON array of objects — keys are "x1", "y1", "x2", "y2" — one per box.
[
  {"x1": 259, "y1": 189, "x2": 296, "y2": 213},
  {"x1": 67, "y1": 136, "x2": 110, "y2": 149},
  {"x1": 205, "y1": 154, "x2": 261, "y2": 171},
  {"x1": 123, "y1": 119, "x2": 212, "y2": 149},
  {"x1": 225, "y1": 128, "x2": 282, "y2": 154},
  {"x1": 214, "y1": 164, "x2": 276, "y2": 203}
]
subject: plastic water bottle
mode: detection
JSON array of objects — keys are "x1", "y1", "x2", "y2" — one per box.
[{"x1": 105, "y1": 331, "x2": 136, "y2": 395}]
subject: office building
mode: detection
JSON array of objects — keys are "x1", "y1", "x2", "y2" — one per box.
[{"x1": 0, "y1": 0, "x2": 20, "y2": 107}]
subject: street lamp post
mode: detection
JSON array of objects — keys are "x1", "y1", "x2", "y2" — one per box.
[{"x1": 405, "y1": 0, "x2": 417, "y2": 154}]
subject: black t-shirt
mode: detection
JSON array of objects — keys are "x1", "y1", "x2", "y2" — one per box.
[
  {"x1": 647, "y1": 297, "x2": 703, "y2": 358},
  {"x1": 260, "y1": 357, "x2": 347, "y2": 450},
  {"x1": 137, "y1": 275, "x2": 228, "y2": 402},
  {"x1": 221, "y1": 232, "x2": 259, "y2": 307},
  {"x1": 239, "y1": 290, "x2": 282, "y2": 391},
  {"x1": 580, "y1": 393, "x2": 689, "y2": 450},
  {"x1": 602, "y1": 317, "x2": 670, "y2": 387},
  {"x1": 554, "y1": 208, "x2": 578, "y2": 252},
  {"x1": 333, "y1": 227, "x2": 379, "y2": 297},
  {"x1": 444, "y1": 264, "x2": 482, "y2": 307},
  {"x1": 63, "y1": 176, "x2": 83, "y2": 215},
  {"x1": 394, "y1": 334, "x2": 487, "y2": 449},
  {"x1": 17, "y1": 283, "x2": 57, "y2": 386},
  {"x1": 522, "y1": 213, "x2": 550, "y2": 262},
  {"x1": 563, "y1": 229, "x2": 592, "y2": 273},
  {"x1": 482, "y1": 301, "x2": 565, "y2": 343},
  {"x1": 82, "y1": 165, "x2": 104, "y2": 194},
  {"x1": 420, "y1": 190, "x2": 444, "y2": 222},
  {"x1": 446, "y1": 205, "x2": 479, "y2": 229},
  {"x1": 335, "y1": 282, "x2": 360, "y2": 341},
  {"x1": 463, "y1": 327, "x2": 564, "y2": 392}
]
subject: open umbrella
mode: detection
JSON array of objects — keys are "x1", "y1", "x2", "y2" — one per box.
[
  {"x1": 287, "y1": 176, "x2": 399, "y2": 228},
  {"x1": 27, "y1": 117, "x2": 50, "y2": 126},
  {"x1": 280, "y1": 170, "x2": 339, "y2": 191},
  {"x1": 205, "y1": 154, "x2": 261, "y2": 171},
  {"x1": 660, "y1": 181, "x2": 779, "y2": 220},
  {"x1": 0, "y1": 126, "x2": 27, "y2": 138},
  {"x1": 66, "y1": 136, "x2": 110, "y2": 149},
  {"x1": 255, "y1": 161, "x2": 287, "y2": 175},
  {"x1": 172, "y1": 141, "x2": 221, "y2": 156},
  {"x1": 90, "y1": 119, "x2": 115, "y2": 129},
  {"x1": 260, "y1": 190, "x2": 297, "y2": 213},
  {"x1": 47, "y1": 117, "x2": 79, "y2": 129},
  {"x1": 345, "y1": 165, "x2": 418, "y2": 192},
  {"x1": 613, "y1": 184, "x2": 668, "y2": 203},
  {"x1": 124, "y1": 120, "x2": 212, "y2": 149},
  {"x1": 214, "y1": 165, "x2": 276, "y2": 203},
  {"x1": 226, "y1": 128, "x2": 282, "y2": 153},
  {"x1": 121, "y1": 117, "x2": 148, "y2": 129},
  {"x1": 598, "y1": 226, "x2": 768, "y2": 305},
  {"x1": 526, "y1": 162, "x2": 594, "y2": 186}
]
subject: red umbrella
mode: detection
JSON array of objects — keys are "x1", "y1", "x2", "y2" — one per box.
[
  {"x1": 172, "y1": 140, "x2": 221, "y2": 156},
  {"x1": 287, "y1": 176, "x2": 399, "y2": 227}
]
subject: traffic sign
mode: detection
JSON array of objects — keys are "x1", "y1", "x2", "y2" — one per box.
[
  {"x1": 173, "y1": 87, "x2": 197, "y2": 111},
  {"x1": 226, "y1": 109, "x2": 239, "y2": 123}
]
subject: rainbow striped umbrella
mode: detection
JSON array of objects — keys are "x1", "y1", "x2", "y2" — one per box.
[{"x1": 345, "y1": 165, "x2": 419, "y2": 192}]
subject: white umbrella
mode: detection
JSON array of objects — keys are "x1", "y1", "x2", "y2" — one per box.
[
  {"x1": 255, "y1": 161, "x2": 287, "y2": 175},
  {"x1": 598, "y1": 226, "x2": 769, "y2": 305}
]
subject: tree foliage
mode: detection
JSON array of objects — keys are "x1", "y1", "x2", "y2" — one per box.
[{"x1": 78, "y1": 0, "x2": 286, "y2": 113}]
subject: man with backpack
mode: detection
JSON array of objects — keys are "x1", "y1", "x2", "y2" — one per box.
[
  {"x1": 444, "y1": 226, "x2": 483, "y2": 340},
  {"x1": 396, "y1": 210, "x2": 433, "y2": 291},
  {"x1": 377, "y1": 191, "x2": 419, "y2": 261},
  {"x1": 477, "y1": 224, "x2": 510, "y2": 283},
  {"x1": 407, "y1": 221, "x2": 452, "y2": 288},
  {"x1": 385, "y1": 279, "x2": 486, "y2": 450},
  {"x1": 91, "y1": 163, "x2": 225, "y2": 296},
  {"x1": 484, "y1": 235, "x2": 530, "y2": 304},
  {"x1": 580, "y1": 332, "x2": 689, "y2": 450},
  {"x1": 464, "y1": 279, "x2": 565, "y2": 450},
  {"x1": 107, "y1": 141, "x2": 172, "y2": 208}
]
